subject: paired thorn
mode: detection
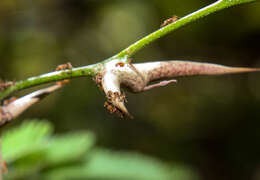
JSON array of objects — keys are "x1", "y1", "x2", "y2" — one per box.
[{"x1": 96, "y1": 59, "x2": 260, "y2": 119}]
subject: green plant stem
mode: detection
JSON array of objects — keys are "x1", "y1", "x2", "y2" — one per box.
[
  {"x1": 0, "y1": 0, "x2": 257, "y2": 101},
  {"x1": 114, "y1": 0, "x2": 257, "y2": 58},
  {"x1": 0, "y1": 64, "x2": 101, "y2": 100}
]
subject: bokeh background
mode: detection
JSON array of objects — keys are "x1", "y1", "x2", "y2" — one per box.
[{"x1": 1, "y1": 0, "x2": 260, "y2": 180}]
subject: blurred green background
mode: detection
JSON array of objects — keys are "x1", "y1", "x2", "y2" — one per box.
[{"x1": 1, "y1": 0, "x2": 260, "y2": 180}]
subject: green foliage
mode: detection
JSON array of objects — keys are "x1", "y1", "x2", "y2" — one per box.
[
  {"x1": 2, "y1": 120, "x2": 199, "y2": 180},
  {"x1": 2, "y1": 120, "x2": 53, "y2": 162},
  {"x1": 46, "y1": 150, "x2": 172, "y2": 180},
  {"x1": 45, "y1": 133, "x2": 95, "y2": 166},
  {"x1": 45, "y1": 149, "x2": 199, "y2": 180},
  {"x1": 2, "y1": 120, "x2": 95, "y2": 180}
]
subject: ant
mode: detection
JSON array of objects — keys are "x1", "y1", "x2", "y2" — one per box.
[
  {"x1": 161, "y1": 15, "x2": 179, "y2": 27},
  {"x1": 0, "y1": 81, "x2": 15, "y2": 90},
  {"x1": 56, "y1": 62, "x2": 73, "y2": 71},
  {"x1": 3, "y1": 97, "x2": 17, "y2": 106},
  {"x1": 55, "y1": 62, "x2": 73, "y2": 85},
  {"x1": 115, "y1": 62, "x2": 125, "y2": 67}
]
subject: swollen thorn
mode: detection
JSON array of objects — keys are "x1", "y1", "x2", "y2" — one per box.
[
  {"x1": 127, "y1": 58, "x2": 145, "y2": 82},
  {"x1": 143, "y1": 79, "x2": 177, "y2": 91}
]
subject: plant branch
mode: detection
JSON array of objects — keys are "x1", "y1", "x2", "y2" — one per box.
[
  {"x1": 114, "y1": 0, "x2": 257, "y2": 59},
  {"x1": 0, "y1": 63, "x2": 102, "y2": 100},
  {"x1": 0, "y1": 0, "x2": 257, "y2": 101}
]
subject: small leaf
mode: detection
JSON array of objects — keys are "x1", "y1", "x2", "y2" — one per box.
[
  {"x1": 2, "y1": 120, "x2": 53, "y2": 162},
  {"x1": 45, "y1": 132, "x2": 95, "y2": 166},
  {"x1": 83, "y1": 149, "x2": 174, "y2": 180},
  {"x1": 44, "y1": 149, "x2": 190, "y2": 180},
  {"x1": 4, "y1": 151, "x2": 46, "y2": 180}
]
